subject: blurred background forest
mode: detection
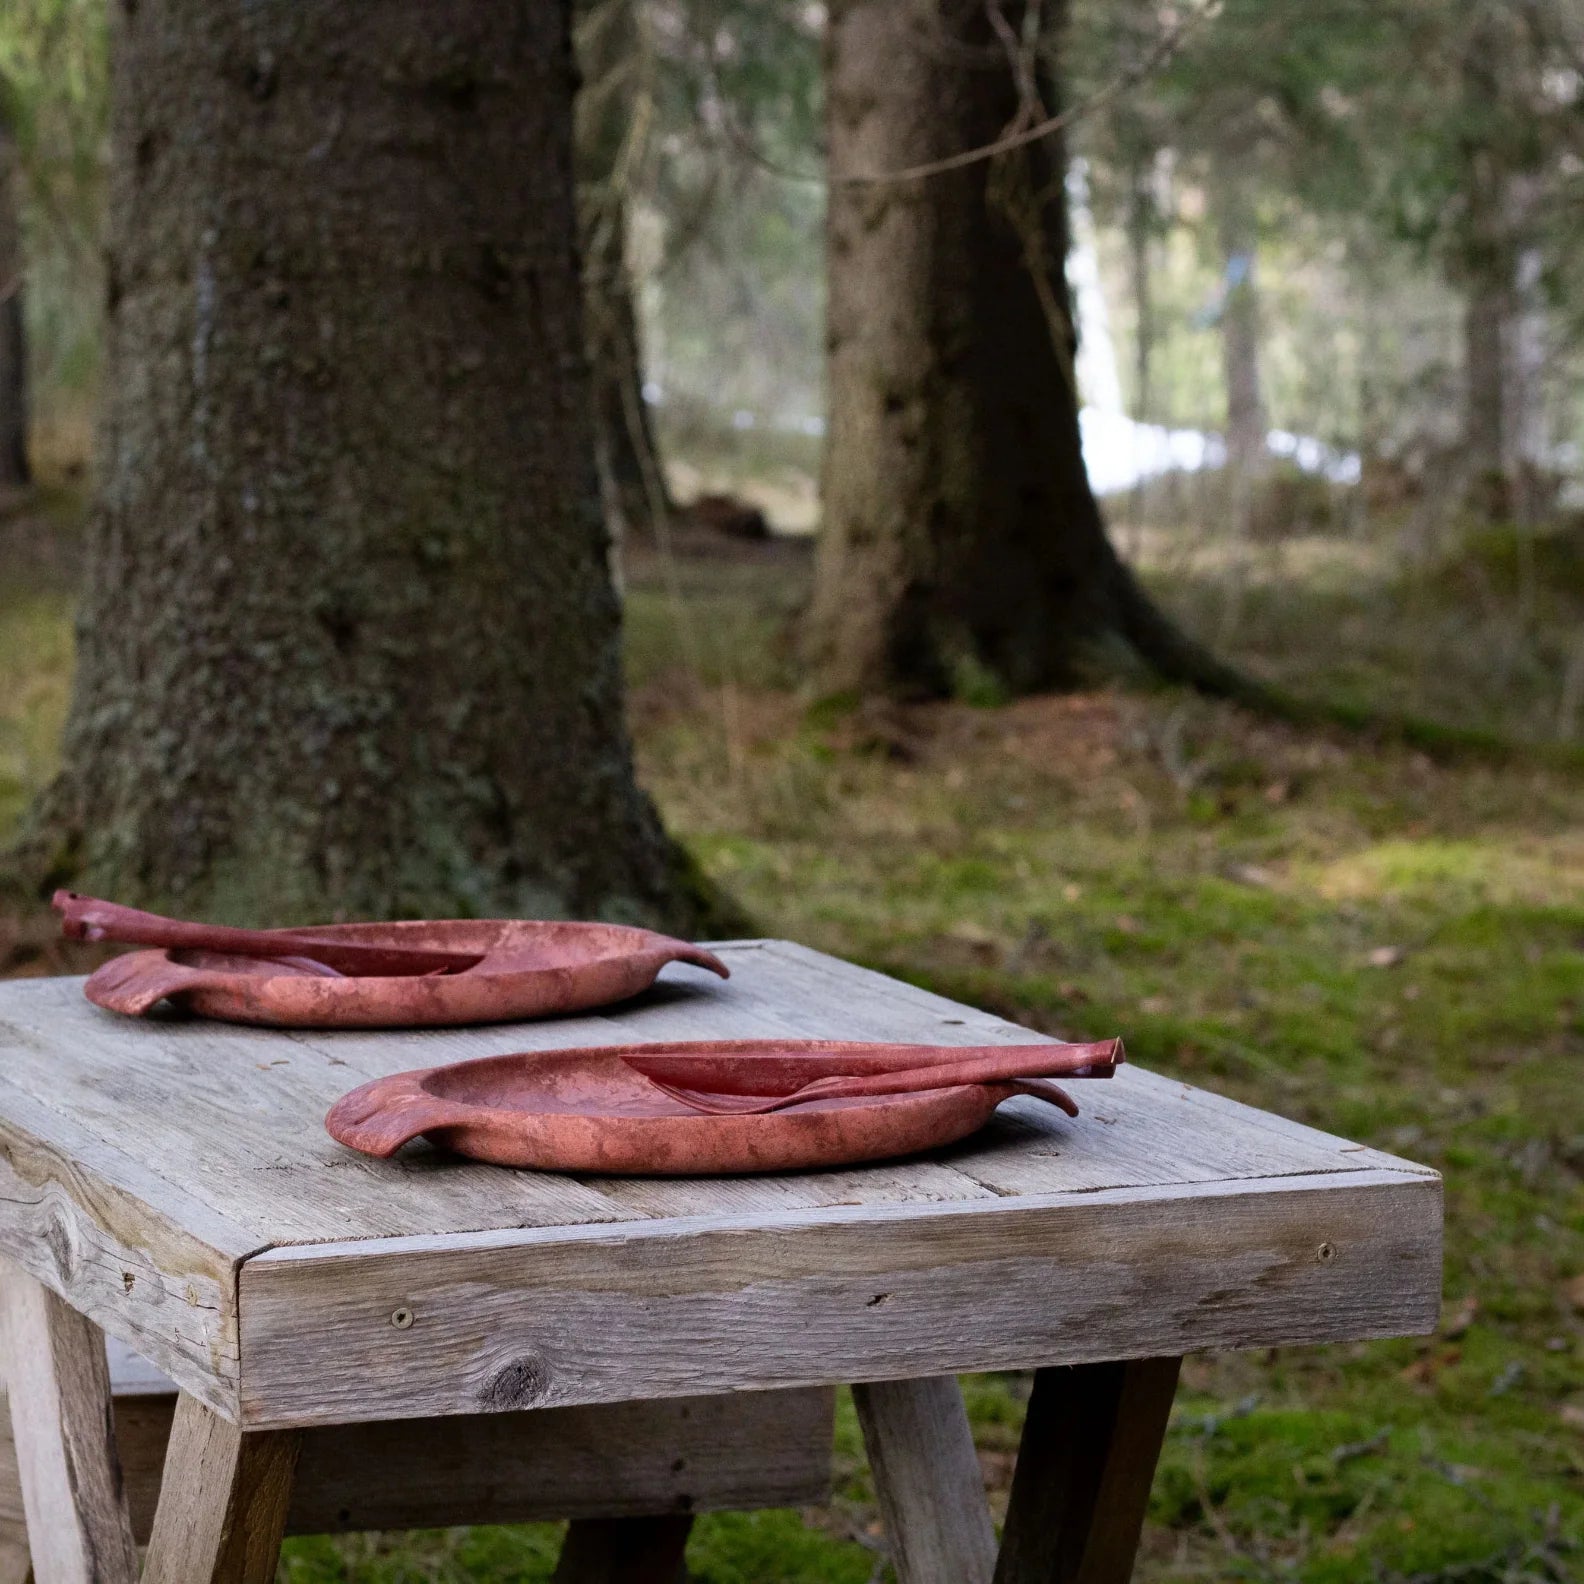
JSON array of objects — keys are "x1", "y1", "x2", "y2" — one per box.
[{"x1": 2, "y1": 1, "x2": 1584, "y2": 1580}]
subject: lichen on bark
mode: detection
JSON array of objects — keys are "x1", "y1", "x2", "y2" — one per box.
[{"x1": 12, "y1": 0, "x2": 732, "y2": 935}]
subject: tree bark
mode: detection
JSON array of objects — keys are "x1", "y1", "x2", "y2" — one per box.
[
  {"x1": 1210, "y1": 156, "x2": 1265, "y2": 478},
  {"x1": 809, "y1": 0, "x2": 1240, "y2": 701},
  {"x1": 1463, "y1": 256, "x2": 1511, "y2": 518},
  {"x1": 15, "y1": 0, "x2": 719, "y2": 932},
  {"x1": 0, "y1": 108, "x2": 28, "y2": 491},
  {"x1": 1457, "y1": 21, "x2": 1531, "y2": 523},
  {"x1": 1126, "y1": 163, "x2": 1154, "y2": 428},
  {"x1": 577, "y1": 0, "x2": 671, "y2": 547}
]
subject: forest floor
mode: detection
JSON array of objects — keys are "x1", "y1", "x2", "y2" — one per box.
[{"x1": 1, "y1": 495, "x2": 1582, "y2": 1582}]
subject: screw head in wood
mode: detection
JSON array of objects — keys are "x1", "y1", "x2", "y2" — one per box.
[
  {"x1": 1316, "y1": 1242, "x2": 1336, "y2": 1263},
  {"x1": 390, "y1": 1305, "x2": 415, "y2": 1329}
]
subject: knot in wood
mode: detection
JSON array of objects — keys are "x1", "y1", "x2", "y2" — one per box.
[
  {"x1": 479, "y1": 1353, "x2": 549, "y2": 1411},
  {"x1": 44, "y1": 1209, "x2": 78, "y2": 1286}
]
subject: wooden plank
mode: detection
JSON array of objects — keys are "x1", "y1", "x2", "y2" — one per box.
[
  {"x1": 746, "y1": 943, "x2": 1430, "y2": 1192},
  {"x1": 854, "y1": 1377, "x2": 995, "y2": 1584},
  {"x1": 751, "y1": 939, "x2": 1424, "y2": 1175},
  {"x1": 74, "y1": 1377, "x2": 831, "y2": 1539},
  {"x1": 0, "y1": 1263, "x2": 137, "y2": 1584},
  {"x1": 142, "y1": 1394, "x2": 299, "y2": 1584},
  {"x1": 551, "y1": 1515, "x2": 693, "y2": 1583},
  {"x1": 2, "y1": 1336, "x2": 832, "y2": 1538},
  {"x1": 993, "y1": 1358, "x2": 1181, "y2": 1584},
  {"x1": 0, "y1": 1396, "x2": 27, "y2": 1584},
  {"x1": 0, "y1": 950, "x2": 1434, "y2": 1261},
  {"x1": 0, "y1": 981, "x2": 632, "y2": 1245},
  {"x1": 0, "y1": 1089, "x2": 250, "y2": 1418},
  {"x1": 236, "y1": 1168, "x2": 1442, "y2": 1427},
  {"x1": 284, "y1": 957, "x2": 1000, "y2": 1222}
]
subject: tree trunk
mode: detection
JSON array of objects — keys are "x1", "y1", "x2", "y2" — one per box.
[
  {"x1": 576, "y1": 0, "x2": 671, "y2": 547},
  {"x1": 1458, "y1": 22, "x2": 1526, "y2": 523},
  {"x1": 0, "y1": 109, "x2": 27, "y2": 491},
  {"x1": 1126, "y1": 158, "x2": 1154, "y2": 427},
  {"x1": 587, "y1": 191, "x2": 671, "y2": 544},
  {"x1": 1463, "y1": 258, "x2": 1511, "y2": 519},
  {"x1": 809, "y1": 0, "x2": 1239, "y2": 701},
  {"x1": 15, "y1": 0, "x2": 719, "y2": 932},
  {"x1": 1507, "y1": 243, "x2": 1547, "y2": 523},
  {"x1": 1210, "y1": 157, "x2": 1265, "y2": 477}
]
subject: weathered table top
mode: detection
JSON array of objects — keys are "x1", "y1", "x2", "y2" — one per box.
[{"x1": 0, "y1": 941, "x2": 1441, "y2": 1430}]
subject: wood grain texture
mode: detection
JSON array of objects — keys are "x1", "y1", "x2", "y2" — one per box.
[
  {"x1": 0, "y1": 1088, "x2": 251, "y2": 1418},
  {"x1": 30, "y1": 1347, "x2": 831, "y2": 1539},
  {"x1": 238, "y1": 1169, "x2": 1440, "y2": 1427},
  {"x1": 0, "y1": 945, "x2": 1436, "y2": 1250},
  {"x1": 854, "y1": 1377, "x2": 995, "y2": 1584},
  {"x1": 552, "y1": 1514, "x2": 693, "y2": 1583},
  {"x1": 142, "y1": 1393, "x2": 299, "y2": 1584},
  {"x1": 0, "y1": 1263, "x2": 136, "y2": 1584},
  {"x1": 0, "y1": 1350, "x2": 27, "y2": 1584},
  {"x1": 0, "y1": 1408, "x2": 27, "y2": 1584},
  {"x1": 994, "y1": 1358, "x2": 1182, "y2": 1584},
  {"x1": 0, "y1": 944, "x2": 1441, "y2": 1434}
]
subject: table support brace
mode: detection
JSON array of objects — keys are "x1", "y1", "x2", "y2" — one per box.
[
  {"x1": 0, "y1": 1262, "x2": 137, "y2": 1584},
  {"x1": 995, "y1": 1358, "x2": 1182, "y2": 1584},
  {"x1": 858, "y1": 1361, "x2": 1182, "y2": 1584},
  {"x1": 552, "y1": 1514, "x2": 694, "y2": 1582},
  {"x1": 855, "y1": 1376, "x2": 998, "y2": 1584},
  {"x1": 142, "y1": 1394, "x2": 300, "y2": 1584}
]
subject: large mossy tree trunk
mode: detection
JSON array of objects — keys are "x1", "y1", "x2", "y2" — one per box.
[
  {"x1": 17, "y1": 0, "x2": 717, "y2": 931},
  {"x1": 808, "y1": 0, "x2": 1239, "y2": 701},
  {"x1": 0, "y1": 109, "x2": 27, "y2": 491}
]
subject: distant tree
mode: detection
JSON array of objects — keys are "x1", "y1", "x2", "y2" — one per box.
[
  {"x1": 1210, "y1": 145, "x2": 1267, "y2": 478},
  {"x1": 808, "y1": 0, "x2": 1242, "y2": 700},
  {"x1": 16, "y1": 0, "x2": 722, "y2": 931},
  {"x1": 577, "y1": 0, "x2": 672, "y2": 546}
]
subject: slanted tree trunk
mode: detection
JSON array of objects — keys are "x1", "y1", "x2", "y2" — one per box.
[
  {"x1": 0, "y1": 107, "x2": 27, "y2": 491},
  {"x1": 15, "y1": 0, "x2": 719, "y2": 932},
  {"x1": 576, "y1": 0, "x2": 671, "y2": 546},
  {"x1": 809, "y1": 0, "x2": 1241, "y2": 701}
]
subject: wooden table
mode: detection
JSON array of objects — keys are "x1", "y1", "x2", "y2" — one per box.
[{"x1": 0, "y1": 940, "x2": 1441, "y2": 1583}]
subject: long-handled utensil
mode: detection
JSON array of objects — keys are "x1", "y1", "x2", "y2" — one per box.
[
  {"x1": 54, "y1": 891, "x2": 484, "y2": 977},
  {"x1": 623, "y1": 1039, "x2": 1124, "y2": 1117}
]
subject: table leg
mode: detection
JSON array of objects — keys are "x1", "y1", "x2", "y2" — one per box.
[
  {"x1": 993, "y1": 1357, "x2": 1182, "y2": 1584},
  {"x1": 854, "y1": 1376, "x2": 997, "y2": 1584},
  {"x1": 142, "y1": 1393, "x2": 300, "y2": 1584},
  {"x1": 0, "y1": 1263, "x2": 137, "y2": 1584},
  {"x1": 0, "y1": 1379, "x2": 30, "y2": 1584},
  {"x1": 552, "y1": 1513, "x2": 694, "y2": 1582}
]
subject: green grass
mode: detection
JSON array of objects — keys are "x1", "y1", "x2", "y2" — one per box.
[
  {"x1": 0, "y1": 587, "x2": 73, "y2": 835},
  {"x1": 4, "y1": 509, "x2": 1583, "y2": 1580}
]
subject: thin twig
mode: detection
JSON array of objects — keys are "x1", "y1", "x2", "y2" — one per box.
[{"x1": 704, "y1": 0, "x2": 1218, "y2": 188}]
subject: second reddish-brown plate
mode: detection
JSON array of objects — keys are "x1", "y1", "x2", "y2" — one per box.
[
  {"x1": 81, "y1": 920, "x2": 727, "y2": 1029},
  {"x1": 325, "y1": 1039, "x2": 1106, "y2": 1174}
]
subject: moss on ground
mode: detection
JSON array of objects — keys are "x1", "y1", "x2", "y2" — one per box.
[{"x1": 3, "y1": 522, "x2": 1582, "y2": 1580}]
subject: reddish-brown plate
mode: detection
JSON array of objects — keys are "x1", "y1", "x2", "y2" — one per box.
[
  {"x1": 81, "y1": 920, "x2": 728, "y2": 1029},
  {"x1": 326, "y1": 1039, "x2": 1117, "y2": 1174}
]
